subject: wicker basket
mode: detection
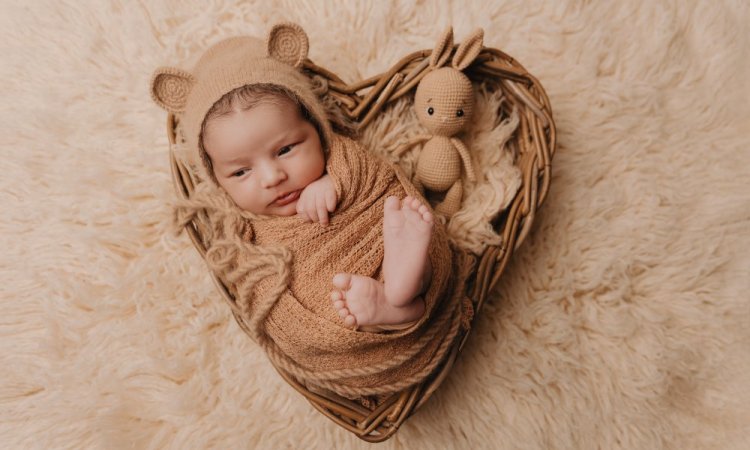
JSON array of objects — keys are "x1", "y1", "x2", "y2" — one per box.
[{"x1": 166, "y1": 44, "x2": 555, "y2": 442}]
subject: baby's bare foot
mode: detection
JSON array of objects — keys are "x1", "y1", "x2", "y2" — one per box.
[
  {"x1": 383, "y1": 196, "x2": 433, "y2": 307},
  {"x1": 331, "y1": 273, "x2": 425, "y2": 328}
]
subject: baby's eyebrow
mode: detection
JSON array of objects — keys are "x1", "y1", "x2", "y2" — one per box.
[
  {"x1": 226, "y1": 156, "x2": 248, "y2": 164},
  {"x1": 427, "y1": 98, "x2": 432, "y2": 103}
]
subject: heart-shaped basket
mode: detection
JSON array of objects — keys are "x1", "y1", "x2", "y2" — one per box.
[{"x1": 166, "y1": 41, "x2": 555, "y2": 442}]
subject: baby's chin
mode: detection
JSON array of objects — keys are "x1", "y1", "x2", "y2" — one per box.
[{"x1": 263, "y1": 200, "x2": 299, "y2": 217}]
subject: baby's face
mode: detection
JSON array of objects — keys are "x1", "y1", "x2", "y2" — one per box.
[{"x1": 203, "y1": 99, "x2": 325, "y2": 216}]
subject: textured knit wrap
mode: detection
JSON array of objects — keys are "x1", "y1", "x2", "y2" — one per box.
[
  {"x1": 233, "y1": 133, "x2": 475, "y2": 397},
  {"x1": 155, "y1": 24, "x2": 476, "y2": 398}
]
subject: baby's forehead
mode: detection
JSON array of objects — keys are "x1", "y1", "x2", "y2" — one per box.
[
  {"x1": 214, "y1": 99, "x2": 301, "y2": 132},
  {"x1": 206, "y1": 104, "x2": 319, "y2": 160}
]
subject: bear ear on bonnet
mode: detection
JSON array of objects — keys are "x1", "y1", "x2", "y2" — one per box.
[
  {"x1": 266, "y1": 22, "x2": 309, "y2": 68},
  {"x1": 150, "y1": 66, "x2": 195, "y2": 113}
]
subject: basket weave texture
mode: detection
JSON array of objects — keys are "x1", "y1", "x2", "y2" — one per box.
[{"x1": 166, "y1": 44, "x2": 555, "y2": 442}]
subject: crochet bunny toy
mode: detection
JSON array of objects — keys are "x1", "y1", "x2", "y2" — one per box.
[{"x1": 396, "y1": 27, "x2": 484, "y2": 217}]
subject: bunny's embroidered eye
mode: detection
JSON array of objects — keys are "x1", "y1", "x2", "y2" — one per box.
[
  {"x1": 456, "y1": 109, "x2": 464, "y2": 117},
  {"x1": 427, "y1": 107, "x2": 434, "y2": 115}
]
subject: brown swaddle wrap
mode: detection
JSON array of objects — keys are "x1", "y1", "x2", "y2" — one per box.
[
  {"x1": 232, "y1": 134, "x2": 474, "y2": 398},
  {"x1": 155, "y1": 25, "x2": 476, "y2": 399}
]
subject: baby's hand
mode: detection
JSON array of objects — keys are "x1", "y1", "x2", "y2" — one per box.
[{"x1": 296, "y1": 174, "x2": 337, "y2": 225}]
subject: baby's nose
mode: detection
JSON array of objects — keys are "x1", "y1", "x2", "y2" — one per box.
[{"x1": 260, "y1": 166, "x2": 286, "y2": 188}]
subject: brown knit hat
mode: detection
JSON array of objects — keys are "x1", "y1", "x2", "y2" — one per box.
[{"x1": 150, "y1": 23, "x2": 333, "y2": 184}]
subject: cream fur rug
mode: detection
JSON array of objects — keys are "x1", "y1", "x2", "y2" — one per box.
[{"x1": 2, "y1": 1, "x2": 749, "y2": 449}]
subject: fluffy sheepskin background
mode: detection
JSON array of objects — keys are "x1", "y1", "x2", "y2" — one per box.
[{"x1": 2, "y1": 1, "x2": 749, "y2": 449}]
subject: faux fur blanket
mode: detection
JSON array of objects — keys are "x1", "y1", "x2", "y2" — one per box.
[{"x1": 2, "y1": 1, "x2": 748, "y2": 449}]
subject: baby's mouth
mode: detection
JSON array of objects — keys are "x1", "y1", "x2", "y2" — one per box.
[{"x1": 271, "y1": 190, "x2": 301, "y2": 207}]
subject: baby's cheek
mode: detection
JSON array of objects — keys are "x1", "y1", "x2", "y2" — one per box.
[
  {"x1": 229, "y1": 184, "x2": 261, "y2": 213},
  {"x1": 235, "y1": 194, "x2": 256, "y2": 213}
]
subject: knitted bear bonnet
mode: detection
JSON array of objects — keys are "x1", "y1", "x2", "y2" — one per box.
[{"x1": 149, "y1": 22, "x2": 333, "y2": 186}]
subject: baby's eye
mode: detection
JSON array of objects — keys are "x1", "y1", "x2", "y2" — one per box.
[
  {"x1": 427, "y1": 107, "x2": 434, "y2": 115},
  {"x1": 232, "y1": 168, "x2": 250, "y2": 177},
  {"x1": 278, "y1": 144, "x2": 295, "y2": 156},
  {"x1": 456, "y1": 109, "x2": 464, "y2": 117}
]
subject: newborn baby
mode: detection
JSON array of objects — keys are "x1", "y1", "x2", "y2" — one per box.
[
  {"x1": 151, "y1": 23, "x2": 473, "y2": 395},
  {"x1": 200, "y1": 84, "x2": 432, "y2": 329}
]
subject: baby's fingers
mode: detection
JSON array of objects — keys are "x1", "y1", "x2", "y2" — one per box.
[
  {"x1": 325, "y1": 189, "x2": 336, "y2": 213},
  {"x1": 316, "y1": 196, "x2": 329, "y2": 225},
  {"x1": 296, "y1": 198, "x2": 312, "y2": 222}
]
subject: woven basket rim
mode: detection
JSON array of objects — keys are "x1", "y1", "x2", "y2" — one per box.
[{"x1": 166, "y1": 43, "x2": 555, "y2": 442}]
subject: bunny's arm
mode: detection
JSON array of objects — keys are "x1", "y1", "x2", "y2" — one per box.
[
  {"x1": 450, "y1": 137, "x2": 476, "y2": 182},
  {"x1": 393, "y1": 134, "x2": 431, "y2": 157}
]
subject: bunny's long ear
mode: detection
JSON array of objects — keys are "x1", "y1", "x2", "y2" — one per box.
[
  {"x1": 267, "y1": 22, "x2": 309, "y2": 68},
  {"x1": 150, "y1": 67, "x2": 195, "y2": 113},
  {"x1": 430, "y1": 26, "x2": 454, "y2": 69},
  {"x1": 452, "y1": 28, "x2": 484, "y2": 71}
]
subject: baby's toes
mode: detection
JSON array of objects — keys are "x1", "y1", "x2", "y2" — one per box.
[
  {"x1": 385, "y1": 196, "x2": 401, "y2": 212},
  {"x1": 331, "y1": 291, "x2": 350, "y2": 319},
  {"x1": 343, "y1": 314, "x2": 357, "y2": 328},
  {"x1": 417, "y1": 204, "x2": 433, "y2": 221},
  {"x1": 411, "y1": 198, "x2": 428, "y2": 214},
  {"x1": 332, "y1": 273, "x2": 353, "y2": 291}
]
